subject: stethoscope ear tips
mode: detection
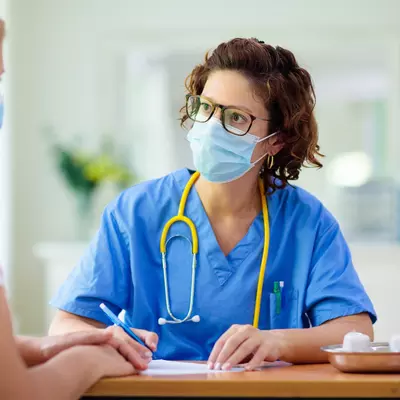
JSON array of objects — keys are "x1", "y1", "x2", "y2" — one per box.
[
  {"x1": 191, "y1": 315, "x2": 200, "y2": 323},
  {"x1": 158, "y1": 318, "x2": 167, "y2": 325}
]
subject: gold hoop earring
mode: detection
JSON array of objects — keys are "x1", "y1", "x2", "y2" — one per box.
[{"x1": 266, "y1": 154, "x2": 274, "y2": 169}]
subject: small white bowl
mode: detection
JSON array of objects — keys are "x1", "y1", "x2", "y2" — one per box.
[
  {"x1": 342, "y1": 331, "x2": 371, "y2": 352},
  {"x1": 389, "y1": 335, "x2": 400, "y2": 352}
]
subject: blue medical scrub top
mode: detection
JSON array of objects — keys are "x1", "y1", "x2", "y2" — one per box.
[{"x1": 51, "y1": 168, "x2": 376, "y2": 360}]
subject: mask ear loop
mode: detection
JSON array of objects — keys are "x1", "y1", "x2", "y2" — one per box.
[{"x1": 251, "y1": 131, "x2": 278, "y2": 166}]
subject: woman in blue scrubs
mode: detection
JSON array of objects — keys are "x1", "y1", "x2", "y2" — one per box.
[{"x1": 50, "y1": 38, "x2": 376, "y2": 371}]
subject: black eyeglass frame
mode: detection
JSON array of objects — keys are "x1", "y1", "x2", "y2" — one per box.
[{"x1": 185, "y1": 94, "x2": 271, "y2": 136}]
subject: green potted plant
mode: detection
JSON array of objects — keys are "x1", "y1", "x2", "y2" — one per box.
[{"x1": 49, "y1": 133, "x2": 136, "y2": 239}]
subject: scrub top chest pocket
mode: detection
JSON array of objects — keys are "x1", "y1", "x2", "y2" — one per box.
[{"x1": 269, "y1": 284, "x2": 299, "y2": 330}]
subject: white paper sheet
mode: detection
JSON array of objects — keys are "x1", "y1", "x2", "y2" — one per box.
[{"x1": 140, "y1": 360, "x2": 243, "y2": 375}]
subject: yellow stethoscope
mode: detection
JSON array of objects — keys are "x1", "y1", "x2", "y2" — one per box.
[{"x1": 158, "y1": 171, "x2": 269, "y2": 328}]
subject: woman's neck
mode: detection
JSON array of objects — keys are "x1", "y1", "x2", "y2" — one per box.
[{"x1": 195, "y1": 172, "x2": 261, "y2": 218}]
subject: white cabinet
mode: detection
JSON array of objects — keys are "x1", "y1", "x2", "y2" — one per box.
[
  {"x1": 33, "y1": 242, "x2": 88, "y2": 332},
  {"x1": 350, "y1": 243, "x2": 400, "y2": 341}
]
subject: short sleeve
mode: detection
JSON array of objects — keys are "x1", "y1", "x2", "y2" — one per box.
[
  {"x1": 50, "y1": 202, "x2": 132, "y2": 326},
  {"x1": 305, "y1": 221, "x2": 377, "y2": 327}
]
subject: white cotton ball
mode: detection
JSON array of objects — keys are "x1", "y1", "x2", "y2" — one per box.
[
  {"x1": 389, "y1": 335, "x2": 400, "y2": 352},
  {"x1": 342, "y1": 331, "x2": 371, "y2": 352}
]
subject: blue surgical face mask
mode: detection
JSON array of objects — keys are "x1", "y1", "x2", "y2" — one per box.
[{"x1": 187, "y1": 118, "x2": 277, "y2": 183}]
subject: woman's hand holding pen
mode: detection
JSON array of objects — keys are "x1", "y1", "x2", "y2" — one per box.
[
  {"x1": 105, "y1": 325, "x2": 158, "y2": 369},
  {"x1": 208, "y1": 324, "x2": 284, "y2": 371}
]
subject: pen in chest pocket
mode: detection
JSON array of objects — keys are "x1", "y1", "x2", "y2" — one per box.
[{"x1": 273, "y1": 281, "x2": 284, "y2": 315}]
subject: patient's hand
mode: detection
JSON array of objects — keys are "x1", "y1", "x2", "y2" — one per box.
[{"x1": 17, "y1": 330, "x2": 122, "y2": 366}]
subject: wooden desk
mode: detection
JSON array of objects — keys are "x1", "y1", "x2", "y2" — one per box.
[{"x1": 83, "y1": 364, "x2": 400, "y2": 399}]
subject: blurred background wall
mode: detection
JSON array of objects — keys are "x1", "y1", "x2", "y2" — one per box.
[{"x1": 1, "y1": 0, "x2": 400, "y2": 338}]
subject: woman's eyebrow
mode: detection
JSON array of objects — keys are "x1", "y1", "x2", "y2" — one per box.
[{"x1": 201, "y1": 94, "x2": 256, "y2": 114}]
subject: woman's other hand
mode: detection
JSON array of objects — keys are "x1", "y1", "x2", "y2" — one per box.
[{"x1": 208, "y1": 324, "x2": 283, "y2": 371}]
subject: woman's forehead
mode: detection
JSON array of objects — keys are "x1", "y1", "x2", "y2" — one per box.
[{"x1": 202, "y1": 70, "x2": 267, "y2": 116}]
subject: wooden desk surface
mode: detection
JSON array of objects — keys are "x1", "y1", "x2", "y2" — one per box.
[{"x1": 85, "y1": 363, "x2": 400, "y2": 398}]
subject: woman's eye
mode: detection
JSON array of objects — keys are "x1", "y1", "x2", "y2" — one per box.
[
  {"x1": 232, "y1": 112, "x2": 247, "y2": 123},
  {"x1": 201, "y1": 102, "x2": 211, "y2": 112}
]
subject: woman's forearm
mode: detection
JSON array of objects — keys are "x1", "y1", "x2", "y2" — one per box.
[
  {"x1": 26, "y1": 346, "x2": 102, "y2": 400},
  {"x1": 2, "y1": 343, "x2": 104, "y2": 400},
  {"x1": 15, "y1": 336, "x2": 43, "y2": 366},
  {"x1": 49, "y1": 310, "x2": 106, "y2": 335},
  {"x1": 275, "y1": 313, "x2": 373, "y2": 364}
]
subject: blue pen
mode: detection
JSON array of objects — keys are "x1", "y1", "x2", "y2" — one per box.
[{"x1": 99, "y1": 303, "x2": 153, "y2": 353}]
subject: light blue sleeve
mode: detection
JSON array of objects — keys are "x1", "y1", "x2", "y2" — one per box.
[
  {"x1": 50, "y1": 201, "x2": 132, "y2": 326},
  {"x1": 305, "y1": 219, "x2": 377, "y2": 327}
]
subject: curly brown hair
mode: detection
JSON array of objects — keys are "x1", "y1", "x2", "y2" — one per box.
[{"x1": 180, "y1": 37, "x2": 323, "y2": 192}]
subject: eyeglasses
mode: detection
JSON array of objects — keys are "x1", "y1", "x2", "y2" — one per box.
[{"x1": 185, "y1": 94, "x2": 270, "y2": 136}]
